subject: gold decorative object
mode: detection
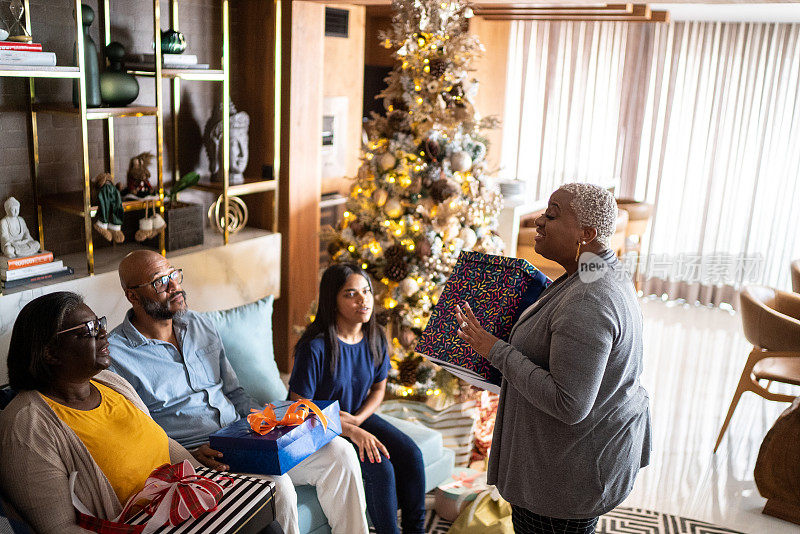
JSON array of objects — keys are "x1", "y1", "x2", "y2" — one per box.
[{"x1": 208, "y1": 195, "x2": 248, "y2": 235}]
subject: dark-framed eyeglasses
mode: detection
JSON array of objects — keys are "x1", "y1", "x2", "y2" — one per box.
[
  {"x1": 128, "y1": 269, "x2": 183, "y2": 293},
  {"x1": 56, "y1": 316, "x2": 107, "y2": 338}
]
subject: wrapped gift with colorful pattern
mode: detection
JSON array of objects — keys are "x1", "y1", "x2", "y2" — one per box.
[
  {"x1": 209, "y1": 399, "x2": 341, "y2": 475},
  {"x1": 416, "y1": 251, "x2": 550, "y2": 392}
]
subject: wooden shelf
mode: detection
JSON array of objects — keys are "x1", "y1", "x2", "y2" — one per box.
[
  {"x1": 192, "y1": 177, "x2": 277, "y2": 197},
  {"x1": 0, "y1": 65, "x2": 81, "y2": 79},
  {"x1": 41, "y1": 192, "x2": 163, "y2": 218},
  {"x1": 33, "y1": 103, "x2": 159, "y2": 120},
  {"x1": 128, "y1": 68, "x2": 225, "y2": 81}
]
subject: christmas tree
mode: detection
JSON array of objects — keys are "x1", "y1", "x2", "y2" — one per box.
[{"x1": 325, "y1": 0, "x2": 503, "y2": 401}]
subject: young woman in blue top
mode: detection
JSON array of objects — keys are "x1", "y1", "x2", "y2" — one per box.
[{"x1": 289, "y1": 263, "x2": 426, "y2": 534}]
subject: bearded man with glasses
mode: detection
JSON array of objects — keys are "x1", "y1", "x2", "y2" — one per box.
[{"x1": 107, "y1": 250, "x2": 368, "y2": 534}]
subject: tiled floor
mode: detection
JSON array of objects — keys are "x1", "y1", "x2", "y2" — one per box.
[{"x1": 622, "y1": 298, "x2": 799, "y2": 534}]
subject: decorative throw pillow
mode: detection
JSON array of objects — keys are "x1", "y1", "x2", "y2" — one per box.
[
  {"x1": 379, "y1": 399, "x2": 477, "y2": 467},
  {"x1": 202, "y1": 296, "x2": 287, "y2": 405}
]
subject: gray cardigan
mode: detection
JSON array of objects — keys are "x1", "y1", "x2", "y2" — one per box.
[{"x1": 486, "y1": 250, "x2": 651, "y2": 519}]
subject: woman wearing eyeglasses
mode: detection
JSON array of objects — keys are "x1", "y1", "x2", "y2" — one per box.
[{"x1": 0, "y1": 292, "x2": 197, "y2": 534}]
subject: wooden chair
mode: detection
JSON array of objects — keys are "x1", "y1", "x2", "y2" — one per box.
[
  {"x1": 714, "y1": 286, "x2": 800, "y2": 452},
  {"x1": 791, "y1": 259, "x2": 800, "y2": 293}
]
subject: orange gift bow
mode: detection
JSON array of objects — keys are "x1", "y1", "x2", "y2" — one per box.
[{"x1": 247, "y1": 399, "x2": 329, "y2": 436}]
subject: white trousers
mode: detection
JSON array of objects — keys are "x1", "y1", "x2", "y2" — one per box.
[{"x1": 260, "y1": 436, "x2": 368, "y2": 534}]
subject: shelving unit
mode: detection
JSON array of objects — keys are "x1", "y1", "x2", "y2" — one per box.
[
  {"x1": 164, "y1": 0, "x2": 280, "y2": 244},
  {"x1": 12, "y1": 0, "x2": 166, "y2": 276},
  {"x1": 1, "y1": 0, "x2": 280, "y2": 286}
]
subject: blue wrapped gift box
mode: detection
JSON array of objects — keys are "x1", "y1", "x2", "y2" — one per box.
[{"x1": 209, "y1": 400, "x2": 342, "y2": 475}]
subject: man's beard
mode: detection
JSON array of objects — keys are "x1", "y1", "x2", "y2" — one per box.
[{"x1": 141, "y1": 291, "x2": 187, "y2": 320}]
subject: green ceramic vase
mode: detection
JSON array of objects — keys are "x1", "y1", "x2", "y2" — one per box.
[
  {"x1": 72, "y1": 4, "x2": 101, "y2": 108},
  {"x1": 99, "y1": 42, "x2": 139, "y2": 106},
  {"x1": 161, "y1": 29, "x2": 187, "y2": 54}
]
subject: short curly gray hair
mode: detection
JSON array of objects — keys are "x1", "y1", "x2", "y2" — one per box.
[{"x1": 558, "y1": 183, "x2": 618, "y2": 247}]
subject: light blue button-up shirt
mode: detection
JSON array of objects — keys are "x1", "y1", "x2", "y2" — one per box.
[{"x1": 108, "y1": 309, "x2": 258, "y2": 449}]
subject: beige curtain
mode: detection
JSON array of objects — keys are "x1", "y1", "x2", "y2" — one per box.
[
  {"x1": 635, "y1": 22, "x2": 800, "y2": 304},
  {"x1": 500, "y1": 21, "x2": 629, "y2": 198},
  {"x1": 502, "y1": 20, "x2": 800, "y2": 303}
]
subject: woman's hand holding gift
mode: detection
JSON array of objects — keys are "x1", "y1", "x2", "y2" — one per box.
[{"x1": 456, "y1": 302, "x2": 500, "y2": 359}]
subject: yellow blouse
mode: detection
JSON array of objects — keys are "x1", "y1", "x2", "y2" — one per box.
[{"x1": 43, "y1": 381, "x2": 170, "y2": 504}]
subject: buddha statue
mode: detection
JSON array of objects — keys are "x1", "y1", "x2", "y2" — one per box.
[
  {"x1": 1, "y1": 197, "x2": 40, "y2": 258},
  {"x1": 205, "y1": 102, "x2": 250, "y2": 185}
]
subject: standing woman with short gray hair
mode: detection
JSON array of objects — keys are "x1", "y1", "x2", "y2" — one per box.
[{"x1": 456, "y1": 183, "x2": 651, "y2": 534}]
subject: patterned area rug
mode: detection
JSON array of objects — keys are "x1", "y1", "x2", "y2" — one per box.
[{"x1": 377, "y1": 506, "x2": 747, "y2": 534}]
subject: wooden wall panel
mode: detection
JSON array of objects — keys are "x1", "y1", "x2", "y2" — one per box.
[
  {"x1": 322, "y1": 4, "x2": 366, "y2": 194},
  {"x1": 231, "y1": 0, "x2": 276, "y2": 230},
  {"x1": 274, "y1": 1, "x2": 325, "y2": 372}
]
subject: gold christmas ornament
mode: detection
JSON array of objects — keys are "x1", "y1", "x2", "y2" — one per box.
[
  {"x1": 449, "y1": 150, "x2": 473, "y2": 172},
  {"x1": 384, "y1": 198, "x2": 403, "y2": 219},
  {"x1": 373, "y1": 188, "x2": 389, "y2": 207},
  {"x1": 378, "y1": 152, "x2": 397, "y2": 172}
]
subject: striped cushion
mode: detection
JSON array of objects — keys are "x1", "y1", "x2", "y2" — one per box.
[{"x1": 379, "y1": 400, "x2": 477, "y2": 467}]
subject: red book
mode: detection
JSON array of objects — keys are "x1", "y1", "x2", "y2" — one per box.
[
  {"x1": 0, "y1": 42, "x2": 43, "y2": 52},
  {"x1": 1, "y1": 251, "x2": 53, "y2": 270}
]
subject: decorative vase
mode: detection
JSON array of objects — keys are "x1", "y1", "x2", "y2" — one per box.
[
  {"x1": 100, "y1": 42, "x2": 139, "y2": 106},
  {"x1": 72, "y1": 4, "x2": 101, "y2": 108},
  {"x1": 161, "y1": 29, "x2": 187, "y2": 54}
]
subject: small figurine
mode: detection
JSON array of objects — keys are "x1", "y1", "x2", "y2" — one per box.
[
  {"x1": 134, "y1": 200, "x2": 165, "y2": 242},
  {"x1": 126, "y1": 151, "x2": 155, "y2": 198},
  {"x1": 0, "y1": 197, "x2": 41, "y2": 258},
  {"x1": 92, "y1": 173, "x2": 124, "y2": 243}
]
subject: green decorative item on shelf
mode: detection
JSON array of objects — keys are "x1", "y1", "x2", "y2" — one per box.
[
  {"x1": 100, "y1": 42, "x2": 139, "y2": 106},
  {"x1": 72, "y1": 4, "x2": 102, "y2": 108},
  {"x1": 161, "y1": 29, "x2": 187, "y2": 54},
  {"x1": 167, "y1": 171, "x2": 200, "y2": 207}
]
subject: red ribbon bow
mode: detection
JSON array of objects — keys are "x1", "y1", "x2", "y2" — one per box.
[
  {"x1": 75, "y1": 460, "x2": 231, "y2": 534},
  {"x1": 247, "y1": 399, "x2": 329, "y2": 435}
]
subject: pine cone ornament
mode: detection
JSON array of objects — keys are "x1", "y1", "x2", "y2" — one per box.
[
  {"x1": 429, "y1": 58, "x2": 448, "y2": 78},
  {"x1": 384, "y1": 258, "x2": 409, "y2": 282},
  {"x1": 387, "y1": 110, "x2": 411, "y2": 133},
  {"x1": 398, "y1": 356, "x2": 422, "y2": 386},
  {"x1": 430, "y1": 178, "x2": 458, "y2": 203},
  {"x1": 385, "y1": 244, "x2": 406, "y2": 262}
]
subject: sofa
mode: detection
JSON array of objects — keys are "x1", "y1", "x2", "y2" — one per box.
[
  {"x1": 203, "y1": 295, "x2": 455, "y2": 534},
  {"x1": 0, "y1": 295, "x2": 454, "y2": 534}
]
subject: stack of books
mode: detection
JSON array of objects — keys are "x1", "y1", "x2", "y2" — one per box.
[
  {"x1": 1, "y1": 251, "x2": 74, "y2": 290},
  {"x1": 0, "y1": 41, "x2": 57, "y2": 67},
  {"x1": 125, "y1": 53, "x2": 209, "y2": 70}
]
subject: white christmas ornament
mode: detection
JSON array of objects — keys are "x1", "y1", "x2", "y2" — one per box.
[
  {"x1": 459, "y1": 227, "x2": 478, "y2": 250},
  {"x1": 449, "y1": 151, "x2": 473, "y2": 172},
  {"x1": 399, "y1": 277, "x2": 420, "y2": 297},
  {"x1": 378, "y1": 153, "x2": 397, "y2": 171},
  {"x1": 384, "y1": 198, "x2": 403, "y2": 218}
]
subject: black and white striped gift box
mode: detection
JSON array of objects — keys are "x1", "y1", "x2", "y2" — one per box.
[{"x1": 127, "y1": 468, "x2": 275, "y2": 534}]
